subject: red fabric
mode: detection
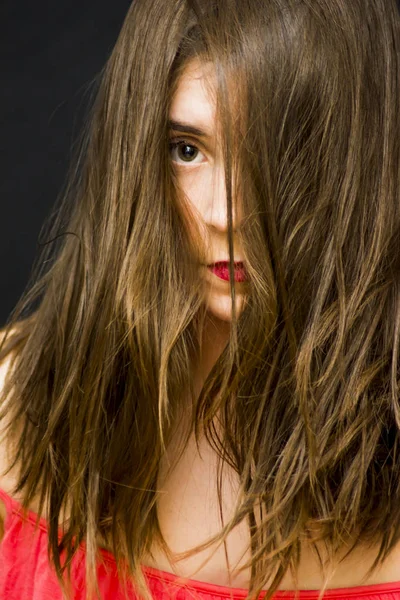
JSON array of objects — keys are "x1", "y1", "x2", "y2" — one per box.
[{"x1": 1, "y1": 487, "x2": 400, "y2": 600}]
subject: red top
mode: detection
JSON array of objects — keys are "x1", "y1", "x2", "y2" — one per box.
[{"x1": 1, "y1": 487, "x2": 400, "y2": 600}]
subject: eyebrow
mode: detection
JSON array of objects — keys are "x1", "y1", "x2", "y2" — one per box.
[{"x1": 168, "y1": 119, "x2": 211, "y2": 138}]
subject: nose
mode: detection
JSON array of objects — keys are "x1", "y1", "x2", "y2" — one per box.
[{"x1": 203, "y1": 162, "x2": 242, "y2": 233}]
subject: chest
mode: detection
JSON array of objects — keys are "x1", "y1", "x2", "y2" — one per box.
[
  {"x1": 147, "y1": 431, "x2": 253, "y2": 587},
  {"x1": 144, "y1": 432, "x2": 400, "y2": 589}
]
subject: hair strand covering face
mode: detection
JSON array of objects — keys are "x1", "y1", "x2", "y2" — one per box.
[{"x1": 1, "y1": 0, "x2": 400, "y2": 599}]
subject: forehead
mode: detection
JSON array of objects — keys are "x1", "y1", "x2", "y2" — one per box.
[
  {"x1": 169, "y1": 59, "x2": 245, "y2": 143},
  {"x1": 169, "y1": 60, "x2": 217, "y2": 135}
]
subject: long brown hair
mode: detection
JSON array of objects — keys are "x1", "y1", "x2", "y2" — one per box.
[{"x1": 1, "y1": 0, "x2": 400, "y2": 599}]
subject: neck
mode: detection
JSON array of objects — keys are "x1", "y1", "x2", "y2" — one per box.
[{"x1": 194, "y1": 313, "x2": 231, "y2": 398}]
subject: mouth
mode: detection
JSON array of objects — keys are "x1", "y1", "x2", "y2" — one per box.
[{"x1": 207, "y1": 261, "x2": 248, "y2": 283}]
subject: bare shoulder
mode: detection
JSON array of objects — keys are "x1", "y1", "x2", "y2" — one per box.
[
  {"x1": 0, "y1": 330, "x2": 19, "y2": 536},
  {"x1": 0, "y1": 328, "x2": 59, "y2": 530},
  {"x1": 0, "y1": 329, "x2": 20, "y2": 495}
]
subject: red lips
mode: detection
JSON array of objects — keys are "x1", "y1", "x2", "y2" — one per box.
[{"x1": 207, "y1": 261, "x2": 248, "y2": 282}]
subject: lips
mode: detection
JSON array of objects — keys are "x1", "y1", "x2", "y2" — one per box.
[{"x1": 207, "y1": 261, "x2": 248, "y2": 283}]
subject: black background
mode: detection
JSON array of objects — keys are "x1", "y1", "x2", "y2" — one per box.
[{"x1": 1, "y1": 2, "x2": 131, "y2": 326}]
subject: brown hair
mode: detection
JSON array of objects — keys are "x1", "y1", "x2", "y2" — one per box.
[{"x1": 1, "y1": 0, "x2": 400, "y2": 599}]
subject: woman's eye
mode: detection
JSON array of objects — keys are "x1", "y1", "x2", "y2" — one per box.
[{"x1": 168, "y1": 139, "x2": 206, "y2": 166}]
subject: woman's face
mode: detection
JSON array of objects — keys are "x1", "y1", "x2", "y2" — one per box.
[{"x1": 168, "y1": 59, "x2": 248, "y2": 324}]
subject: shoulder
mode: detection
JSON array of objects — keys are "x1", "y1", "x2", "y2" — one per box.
[
  {"x1": 0, "y1": 329, "x2": 19, "y2": 538},
  {"x1": 0, "y1": 328, "x2": 66, "y2": 531},
  {"x1": 0, "y1": 329, "x2": 20, "y2": 495}
]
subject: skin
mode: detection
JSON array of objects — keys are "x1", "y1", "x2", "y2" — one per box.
[{"x1": 168, "y1": 59, "x2": 247, "y2": 390}]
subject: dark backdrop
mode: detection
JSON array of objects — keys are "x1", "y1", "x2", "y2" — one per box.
[{"x1": 1, "y1": 2, "x2": 131, "y2": 327}]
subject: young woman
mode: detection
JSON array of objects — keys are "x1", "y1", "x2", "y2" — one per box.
[{"x1": 1, "y1": 0, "x2": 400, "y2": 599}]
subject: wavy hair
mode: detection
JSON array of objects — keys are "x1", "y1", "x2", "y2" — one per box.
[{"x1": 1, "y1": 0, "x2": 400, "y2": 599}]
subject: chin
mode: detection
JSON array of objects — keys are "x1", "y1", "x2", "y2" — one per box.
[{"x1": 206, "y1": 291, "x2": 246, "y2": 323}]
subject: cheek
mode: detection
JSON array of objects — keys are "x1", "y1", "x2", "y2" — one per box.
[
  {"x1": 175, "y1": 167, "x2": 212, "y2": 256},
  {"x1": 183, "y1": 170, "x2": 207, "y2": 214},
  {"x1": 180, "y1": 171, "x2": 208, "y2": 231}
]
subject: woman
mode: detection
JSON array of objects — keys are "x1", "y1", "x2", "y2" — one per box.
[{"x1": 1, "y1": 0, "x2": 400, "y2": 598}]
